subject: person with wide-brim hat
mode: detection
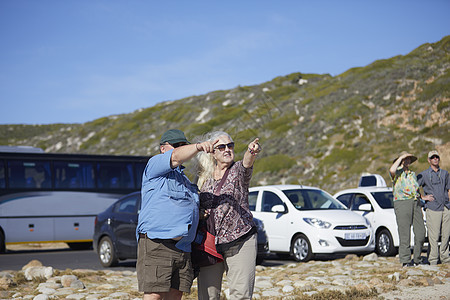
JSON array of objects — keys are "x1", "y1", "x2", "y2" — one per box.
[{"x1": 389, "y1": 151, "x2": 426, "y2": 267}]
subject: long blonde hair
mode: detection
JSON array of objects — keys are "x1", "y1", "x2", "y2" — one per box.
[{"x1": 196, "y1": 131, "x2": 233, "y2": 190}]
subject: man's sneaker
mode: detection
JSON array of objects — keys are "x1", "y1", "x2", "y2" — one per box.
[
  {"x1": 414, "y1": 259, "x2": 430, "y2": 266},
  {"x1": 402, "y1": 261, "x2": 415, "y2": 267}
]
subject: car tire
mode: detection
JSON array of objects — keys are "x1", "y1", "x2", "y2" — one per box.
[
  {"x1": 67, "y1": 242, "x2": 93, "y2": 250},
  {"x1": 0, "y1": 230, "x2": 5, "y2": 253},
  {"x1": 98, "y1": 236, "x2": 118, "y2": 267},
  {"x1": 376, "y1": 229, "x2": 397, "y2": 256},
  {"x1": 256, "y1": 255, "x2": 264, "y2": 265},
  {"x1": 291, "y1": 234, "x2": 314, "y2": 262}
]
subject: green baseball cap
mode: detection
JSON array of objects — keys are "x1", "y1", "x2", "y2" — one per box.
[{"x1": 160, "y1": 129, "x2": 190, "y2": 145}]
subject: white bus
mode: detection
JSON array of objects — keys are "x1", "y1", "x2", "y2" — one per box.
[{"x1": 0, "y1": 147, "x2": 148, "y2": 252}]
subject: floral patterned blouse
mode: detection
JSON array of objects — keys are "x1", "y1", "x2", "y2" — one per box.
[
  {"x1": 391, "y1": 167, "x2": 419, "y2": 201},
  {"x1": 199, "y1": 160, "x2": 254, "y2": 245}
]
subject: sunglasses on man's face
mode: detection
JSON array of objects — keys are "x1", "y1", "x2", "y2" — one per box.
[
  {"x1": 171, "y1": 142, "x2": 187, "y2": 148},
  {"x1": 430, "y1": 155, "x2": 440, "y2": 160},
  {"x1": 161, "y1": 142, "x2": 187, "y2": 148},
  {"x1": 215, "y1": 142, "x2": 235, "y2": 152}
]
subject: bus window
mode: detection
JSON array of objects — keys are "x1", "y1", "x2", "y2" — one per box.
[
  {"x1": 97, "y1": 162, "x2": 134, "y2": 189},
  {"x1": 54, "y1": 162, "x2": 95, "y2": 189},
  {"x1": 7, "y1": 160, "x2": 51, "y2": 189},
  {"x1": 135, "y1": 162, "x2": 146, "y2": 189},
  {"x1": 0, "y1": 161, "x2": 5, "y2": 188}
]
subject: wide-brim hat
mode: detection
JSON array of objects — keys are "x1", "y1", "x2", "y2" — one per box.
[
  {"x1": 160, "y1": 129, "x2": 190, "y2": 145},
  {"x1": 393, "y1": 151, "x2": 417, "y2": 164}
]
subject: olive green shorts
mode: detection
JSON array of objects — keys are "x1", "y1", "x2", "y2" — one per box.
[{"x1": 137, "y1": 236, "x2": 193, "y2": 293}]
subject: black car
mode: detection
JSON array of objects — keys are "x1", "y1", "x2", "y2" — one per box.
[{"x1": 93, "y1": 191, "x2": 269, "y2": 267}]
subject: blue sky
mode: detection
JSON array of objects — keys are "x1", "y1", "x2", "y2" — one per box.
[{"x1": 1, "y1": 1, "x2": 449, "y2": 125}]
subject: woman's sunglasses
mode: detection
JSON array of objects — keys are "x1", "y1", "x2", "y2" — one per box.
[{"x1": 215, "y1": 142, "x2": 235, "y2": 152}]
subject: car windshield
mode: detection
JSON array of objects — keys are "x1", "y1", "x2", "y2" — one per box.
[
  {"x1": 283, "y1": 189, "x2": 346, "y2": 210},
  {"x1": 371, "y1": 191, "x2": 394, "y2": 209}
]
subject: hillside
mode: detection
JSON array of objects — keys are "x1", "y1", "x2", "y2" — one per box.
[{"x1": 1, "y1": 36, "x2": 449, "y2": 194}]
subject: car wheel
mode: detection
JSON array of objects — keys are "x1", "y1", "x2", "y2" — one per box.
[
  {"x1": 0, "y1": 230, "x2": 5, "y2": 253},
  {"x1": 256, "y1": 255, "x2": 264, "y2": 265},
  {"x1": 376, "y1": 229, "x2": 397, "y2": 256},
  {"x1": 291, "y1": 234, "x2": 313, "y2": 262},
  {"x1": 98, "y1": 236, "x2": 118, "y2": 267}
]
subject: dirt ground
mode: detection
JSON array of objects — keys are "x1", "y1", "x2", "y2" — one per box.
[{"x1": 6, "y1": 243, "x2": 450, "y2": 299}]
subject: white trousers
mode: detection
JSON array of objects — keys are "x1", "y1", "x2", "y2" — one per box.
[
  {"x1": 426, "y1": 207, "x2": 450, "y2": 264},
  {"x1": 197, "y1": 233, "x2": 257, "y2": 300}
]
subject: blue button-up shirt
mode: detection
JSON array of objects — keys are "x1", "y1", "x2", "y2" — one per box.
[{"x1": 136, "y1": 149, "x2": 199, "y2": 252}]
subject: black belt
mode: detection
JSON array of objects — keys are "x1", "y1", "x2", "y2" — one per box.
[{"x1": 139, "y1": 233, "x2": 177, "y2": 244}]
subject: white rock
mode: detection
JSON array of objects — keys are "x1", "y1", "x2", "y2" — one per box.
[
  {"x1": 25, "y1": 267, "x2": 54, "y2": 281},
  {"x1": 282, "y1": 285, "x2": 295, "y2": 293},
  {"x1": 70, "y1": 279, "x2": 85, "y2": 289},
  {"x1": 38, "y1": 282, "x2": 63, "y2": 289},
  {"x1": 305, "y1": 276, "x2": 330, "y2": 284},
  {"x1": 65, "y1": 294, "x2": 87, "y2": 300},
  {"x1": 37, "y1": 287, "x2": 56, "y2": 295},
  {"x1": 109, "y1": 292, "x2": 130, "y2": 299},
  {"x1": 303, "y1": 291, "x2": 318, "y2": 296},
  {"x1": 85, "y1": 294, "x2": 103, "y2": 299},
  {"x1": 406, "y1": 269, "x2": 424, "y2": 276},
  {"x1": 61, "y1": 275, "x2": 78, "y2": 287},
  {"x1": 388, "y1": 272, "x2": 401, "y2": 281},
  {"x1": 97, "y1": 283, "x2": 116, "y2": 290},
  {"x1": 255, "y1": 280, "x2": 273, "y2": 289},
  {"x1": 363, "y1": 253, "x2": 378, "y2": 261},
  {"x1": 276, "y1": 279, "x2": 292, "y2": 286},
  {"x1": 262, "y1": 290, "x2": 281, "y2": 297}
]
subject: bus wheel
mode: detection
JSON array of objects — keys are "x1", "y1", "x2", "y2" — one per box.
[
  {"x1": 67, "y1": 242, "x2": 93, "y2": 250},
  {"x1": 0, "y1": 231, "x2": 5, "y2": 253},
  {"x1": 98, "y1": 236, "x2": 118, "y2": 267}
]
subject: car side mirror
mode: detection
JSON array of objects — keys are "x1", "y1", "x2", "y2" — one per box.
[
  {"x1": 271, "y1": 204, "x2": 287, "y2": 213},
  {"x1": 358, "y1": 203, "x2": 372, "y2": 211}
]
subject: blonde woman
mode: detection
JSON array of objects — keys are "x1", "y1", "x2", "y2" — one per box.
[{"x1": 195, "y1": 131, "x2": 261, "y2": 300}]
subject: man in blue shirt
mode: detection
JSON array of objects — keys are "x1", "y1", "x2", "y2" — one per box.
[
  {"x1": 136, "y1": 129, "x2": 216, "y2": 300},
  {"x1": 418, "y1": 150, "x2": 450, "y2": 265}
]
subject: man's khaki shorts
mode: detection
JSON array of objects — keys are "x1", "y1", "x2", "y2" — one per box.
[{"x1": 137, "y1": 236, "x2": 193, "y2": 293}]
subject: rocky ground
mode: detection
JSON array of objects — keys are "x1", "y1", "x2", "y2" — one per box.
[{"x1": 0, "y1": 251, "x2": 449, "y2": 300}]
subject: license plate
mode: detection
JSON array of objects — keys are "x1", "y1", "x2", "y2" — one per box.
[{"x1": 345, "y1": 233, "x2": 366, "y2": 240}]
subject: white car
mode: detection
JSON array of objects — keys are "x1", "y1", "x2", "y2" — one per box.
[
  {"x1": 334, "y1": 174, "x2": 401, "y2": 257},
  {"x1": 249, "y1": 185, "x2": 375, "y2": 262}
]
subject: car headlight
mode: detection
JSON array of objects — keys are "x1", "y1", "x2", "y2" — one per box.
[
  {"x1": 303, "y1": 218, "x2": 331, "y2": 229},
  {"x1": 364, "y1": 217, "x2": 371, "y2": 228}
]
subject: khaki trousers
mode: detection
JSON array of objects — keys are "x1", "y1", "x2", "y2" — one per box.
[
  {"x1": 426, "y1": 207, "x2": 450, "y2": 264},
  {"x1": 394, "y1": 199, "x2": 426, "y2": 264},
  {"x1": 197, "y1": 233, "x2": 257, "y2": 300}
]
